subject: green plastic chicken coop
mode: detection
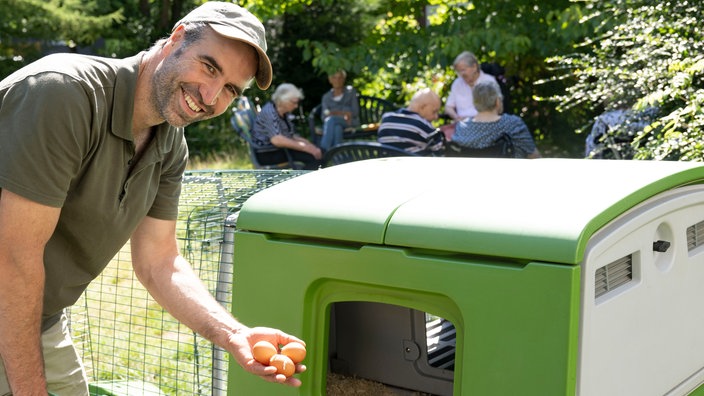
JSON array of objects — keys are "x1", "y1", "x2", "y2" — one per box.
[{"x1": 228, "y1": 157, "x2": 704, "y2": 396}]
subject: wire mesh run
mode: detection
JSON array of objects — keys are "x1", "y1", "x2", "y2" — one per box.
[{"x1": 68, "y1": 169, "x2": 308, "y2": 396}]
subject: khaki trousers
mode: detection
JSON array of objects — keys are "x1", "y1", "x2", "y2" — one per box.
[{"x1": 0, "y1": 312, "x2": 89, "y2": 396}]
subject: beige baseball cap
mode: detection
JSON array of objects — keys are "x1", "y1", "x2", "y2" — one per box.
[{"x1": 173, "y1": 2, "x2": 273, "y2": 90}]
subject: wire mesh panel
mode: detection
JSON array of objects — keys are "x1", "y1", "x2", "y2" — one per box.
[{"x1": 68, "y1": 169, "x2": 308, "y2": 396}]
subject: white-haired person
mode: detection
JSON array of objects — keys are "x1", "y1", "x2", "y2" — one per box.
[
  {"x1": 251, "y1": 83, "x2": 323, "y2": 169},
  {"x1": 451, "y1": 79, "x2": 541, "y2": 159},
  {"x1": 444, "y1": 51, "x2": 498, "y2": 123}
]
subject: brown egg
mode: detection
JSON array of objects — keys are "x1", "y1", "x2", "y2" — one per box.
[
  {"x1": 252, "y1": 341, "x2": 278, "y2": 365},
  {"x1": 269, "y1": 353, "x2": 296, "y2": 377},
  {"x1": 280, "y1": 341, "x2": 307, "y2": 363}
]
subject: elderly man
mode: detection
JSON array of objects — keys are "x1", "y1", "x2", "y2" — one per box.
[
  {"x1": 377, "y1": 88, "x2": 445, "y2": 156},
  {"x1": 0, "y1": 3, "x2": 305, "y2": 394}
]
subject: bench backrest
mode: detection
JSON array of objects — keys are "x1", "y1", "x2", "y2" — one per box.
[{"x1": 357, "y1": 95, "x2": 397, "y2": 126}]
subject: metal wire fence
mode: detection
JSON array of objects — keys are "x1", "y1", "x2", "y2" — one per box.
[{"x1": 67, "y1": 169, "x2": 308, "y2": 396}]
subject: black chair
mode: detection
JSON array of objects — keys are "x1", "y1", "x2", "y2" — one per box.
[
  {"x1": 445, "y1": 133, "x2": 515, "y2": 158},
  {"x1": 352, "y1": 95, "x2": 397, "y2": 139},
  {"x1": 230, "y1": 98, "x2": 303, "y2": 169},
  {"x1": 322, "y1": 141, "x2": 419, "y2": 167},
  {"x1": 308, "y1": 95, "x2": 398, "y2": 144}
]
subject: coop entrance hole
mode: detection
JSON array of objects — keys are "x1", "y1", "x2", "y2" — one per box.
[{"x1": 327, "y1": 301, "x2": 455, "y2": 396}]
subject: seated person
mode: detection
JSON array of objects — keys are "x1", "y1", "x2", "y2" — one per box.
[
  {"x1": 451, "y1": 79, "x2": 541, "y2": 159},
  {"x1": 251, "y1": 83, "x2": 322, "y2": 169},
  {"x1": 319, "y1": 70, "x2": 361, "y2": 150},
  {"x1": 377, "y1": 88, "x2": 445, "y2": 156},
  {"x1": 445, "y1": 51, "x2": 498, "y2": 123},
  {"x1": 584, "y1": 105, "x2": 657, "y2": 159}
]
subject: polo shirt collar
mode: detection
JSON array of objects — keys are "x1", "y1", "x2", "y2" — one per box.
[
  {"x1": 110, "y1": 52, "x2": 181, "y2": 156},
  {"x1": 110, "y1": 53, "x2": 142, "y2": 141}
]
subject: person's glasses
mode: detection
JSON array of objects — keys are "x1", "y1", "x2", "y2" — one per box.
[{"x1": 289, "y1": 99, "x2": 300, "y2": 106}]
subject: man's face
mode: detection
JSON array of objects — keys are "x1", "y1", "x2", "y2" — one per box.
[
  {"x1": 454, "y1": 62, "x2": 480, "y2": 87},
  {"x1": 151, "y1": 26, "x2": 258, "y2": 128}
]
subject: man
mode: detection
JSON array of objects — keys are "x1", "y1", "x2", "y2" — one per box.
[
  {"x1": 444, "y1": 51, "x2": 498, "y2": 122},
  {"x1": 377, "y1": 88, "x2": 445, "y2": 156},
  {"x1": 0, "y1": 2, "x2": 304, "y2": 394}
]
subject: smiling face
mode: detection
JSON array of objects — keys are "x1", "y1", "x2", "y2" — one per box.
[
  {"x1": 150, "y1": 25, "x2": 258, "y2": 128},
  {"x1": 454, "y1": 61, "x2": 481, "y2": 87}
]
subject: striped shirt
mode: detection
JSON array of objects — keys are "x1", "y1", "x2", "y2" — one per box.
[{"x1": 377, "y1": 109, "x2": 445, "y2": 156}]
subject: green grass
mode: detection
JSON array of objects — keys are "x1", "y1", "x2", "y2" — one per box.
[
  {"x1": 187, "y1": 149, "x2": 253, "y2": 171},
  {"x1": 72, "y1": 246, "x2": 223, "y2": 395}
]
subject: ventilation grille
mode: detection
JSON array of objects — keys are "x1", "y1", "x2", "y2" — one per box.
[
  {"x1": 595, "y1": 255, "x2": 633, "y2": 299},
  {"x1": 687, "y1": 220, "x2": 704, "y2": 251}
]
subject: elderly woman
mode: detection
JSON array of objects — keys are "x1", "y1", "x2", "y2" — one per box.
[
  {"x1": 251, "y1": 83, "x2": 322, "y2": 169},
  {"x1": 444, "y1": 51, "x2": 498, "y2": 122},
  {"x1": 451, "y1": 79, "x2": 541, "y2": 159}
]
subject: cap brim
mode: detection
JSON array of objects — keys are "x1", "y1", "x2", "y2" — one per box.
[{"x1": 210, "y1": 24, "x2": 273, "y2": 90}]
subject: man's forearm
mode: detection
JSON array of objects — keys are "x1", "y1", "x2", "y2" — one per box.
[
  {"x1": 445, "y1": 107, "x2": 459, "y2": 121},
  {"x1": 273, "y1": 136, "x2": 319, "y2": 156},
  {"x1": 0, "y1": 190, "x2": 61, "y2": 394},
  {"x1": 0, "y1": 258, "x2": 48, "y2": 394},
  {"x1": 137, "y1": 254, "x2": 244, "y2": 348}
]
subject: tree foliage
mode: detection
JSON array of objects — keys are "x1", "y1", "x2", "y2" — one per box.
[
  {"x1": 0, "y1": 0, "x2": 122, "y2": 78},
  {"x1": 10, "y1": 0, "x2": 691, "y2": 159},
  {"x1": 548, "y1": 0, "x2": 704, "y2": 161},
  {"x1": 252, "y1": 0, "x2": 373, "y2": 112}
]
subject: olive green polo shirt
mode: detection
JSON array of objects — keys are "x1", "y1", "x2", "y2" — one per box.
[{"x1": 0, "y1": 53, "x2": 188, "y2": 327}]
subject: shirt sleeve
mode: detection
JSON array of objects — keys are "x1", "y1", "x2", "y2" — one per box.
[
  {"x1": 0, "y1": 72, "x2": 91, "y2": 207},
  {"x1": 147, "y1": 127, "x2": 188, "y2": 220},
  {"x1": 347, "y1": 87, "x2": 361, "y2": 127},
  {"x1": 321, "y1": 92, "x2": 332, "y2": 117},
  {"x1": 251, "y1": 102, "x2": 284, "y2": 147},
  {"x1": 445, "y1": 78, "x2": 459, "y2": 108},
  {"x1": 506, "y1": 115, "x2": 538, "y2": 157}
]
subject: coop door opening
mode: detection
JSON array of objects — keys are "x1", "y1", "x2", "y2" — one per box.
[{"x1": 328, "y1": 301, "x2": 455, "y2": 396}]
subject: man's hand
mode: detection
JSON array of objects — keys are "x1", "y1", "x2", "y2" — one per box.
[
  {"x1": 227, "y1": 326, "x2": 307, "y2": 387},
  {"x1": 307, "y1": 145, "x2": 322, "y2": 160}
]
